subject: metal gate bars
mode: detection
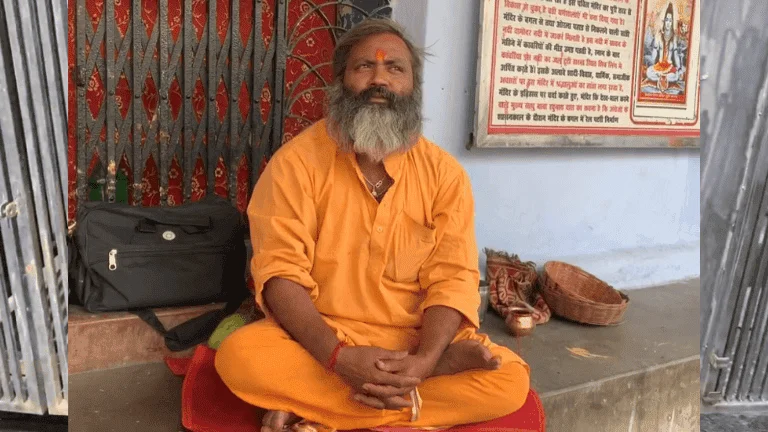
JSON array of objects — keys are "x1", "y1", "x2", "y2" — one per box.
[
  {"x1": 702, "y1": 142, "x2": 768, "y2": 408},
  {"x1": 70, "y1": 0, "x2": 390, "y2": 217},
  {"x1": 0, "y1": 0, "x2": 69, "y2": 415},
  {"x1": 699, "y1": 0, "x2": 768, "y2": 408}
]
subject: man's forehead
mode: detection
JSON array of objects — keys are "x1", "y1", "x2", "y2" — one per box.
[{"x1": 349, "y1": 33, "x2": 410, "y2": 60}]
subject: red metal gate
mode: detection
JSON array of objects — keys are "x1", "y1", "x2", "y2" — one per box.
[{"x1": 68, "y1": 0, "x2": 390, "y2": 220}]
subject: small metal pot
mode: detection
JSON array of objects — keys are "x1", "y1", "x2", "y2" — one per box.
[
  {"x1": 505, "y1": 307, "x2": 535, "y2": 337},
  {"x1": 478, "y1": 280, "x2": 490, "y2": 323}
]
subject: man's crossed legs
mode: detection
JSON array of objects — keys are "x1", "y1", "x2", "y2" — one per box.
[{"x1": 215, "y1": 318, "x2": 530, "y2": 431}]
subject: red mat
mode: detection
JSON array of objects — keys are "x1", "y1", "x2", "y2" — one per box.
[{"x1": 167, "y1": 345, "x2": 545, "y2": 432}]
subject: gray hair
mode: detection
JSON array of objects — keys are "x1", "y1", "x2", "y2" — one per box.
[{"x1": 332, "y1": 18, "x2": 425, "y2": 86}]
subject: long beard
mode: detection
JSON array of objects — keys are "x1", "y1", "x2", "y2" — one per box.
[{"x1": 325, "y1": 81, "x2": 422, "y2": 162}]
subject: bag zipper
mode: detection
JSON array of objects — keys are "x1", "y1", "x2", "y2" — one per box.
[
  {"x1": 106, "y1": 244, "x2": 231, "y2": 271},
  {"x1": 108, "y1": 249, "x2": 117, "y2": 271}
]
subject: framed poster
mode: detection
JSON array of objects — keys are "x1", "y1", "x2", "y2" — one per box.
[{"x1": 473, "y1": 0, "x2": 701, "y2": 148}]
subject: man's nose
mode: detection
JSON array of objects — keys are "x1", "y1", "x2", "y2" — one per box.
[{"x1": 369, "y1": 66, "x2": 389, "y2": 88}]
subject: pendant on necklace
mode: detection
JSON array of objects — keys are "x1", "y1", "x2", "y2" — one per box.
[{"x1": 372, "y1": 189, "x2": 379, "y2": 198}]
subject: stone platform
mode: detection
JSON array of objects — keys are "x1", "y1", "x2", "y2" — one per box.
[{"x1": 69, "y1": 279, "x2": 700, "y2": 431}]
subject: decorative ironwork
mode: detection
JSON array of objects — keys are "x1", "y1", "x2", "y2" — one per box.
[
  {"x1": 70, "y1": 0, "x2": 391, "y2": 218},
  {"x1": 0, "y1": 0, "x2": 69, "y2": 415}
]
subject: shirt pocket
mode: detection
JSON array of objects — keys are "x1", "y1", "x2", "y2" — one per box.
[{"x1": 384, "y1": 212, "x2": 437, "y2": 283}]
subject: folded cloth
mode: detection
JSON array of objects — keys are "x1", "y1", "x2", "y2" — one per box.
[
  {"x1": 485, "y1": 248, "x2": 552, "y2": 325},
  {"x1": 167, "y1": 345, "x2": 545, "y2": 432}
]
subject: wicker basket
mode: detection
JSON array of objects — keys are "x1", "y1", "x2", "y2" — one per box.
[{"x1": 540, "y1": 261, "x2": 629, "y2": 325}]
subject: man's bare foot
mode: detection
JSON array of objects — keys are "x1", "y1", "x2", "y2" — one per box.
[
  {"x1": 430, "y1": 340, "x2": 502, "y2": 377},
  {"x1": 261, "y1": 410, "x2": 300, "y2": 432}
]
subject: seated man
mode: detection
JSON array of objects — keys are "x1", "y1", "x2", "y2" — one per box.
[{"x1": 216, "y1": 18, "x2": 530, "y2": 432}]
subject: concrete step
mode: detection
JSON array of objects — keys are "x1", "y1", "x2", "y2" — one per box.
[
  {"x1": 483, "y1": 278, "x2": 700, "y2": 432},
  {"x1": 69, "y1": 279, "x2": 700, "y2": 432},
  {"x1": 69, "y1": 303, "x2": 224, "y2": 373}
]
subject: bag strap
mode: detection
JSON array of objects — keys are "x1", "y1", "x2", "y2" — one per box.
[{"x1": 134, "y1": 286, "x2": 249, "y2": 352}]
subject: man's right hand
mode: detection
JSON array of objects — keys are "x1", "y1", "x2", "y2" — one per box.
[{"x1": 334, "y1": 346, "x2": 421, "y2": 410}]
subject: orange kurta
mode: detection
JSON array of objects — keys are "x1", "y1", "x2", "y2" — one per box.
[{"x1": 216, "y1": 120, "x2": 530, "y2": 429}]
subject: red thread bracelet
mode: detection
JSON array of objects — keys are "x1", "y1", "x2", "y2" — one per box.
[{"x1": 327, "y1": 341, "x2": 347, "y2": 371}]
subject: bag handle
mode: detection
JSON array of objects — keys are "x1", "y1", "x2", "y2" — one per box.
[
  {"x1": 134, "y1": 286, "x2": 248, "y2": 352},
  {"x1": 136, "y1": 215, "x2": 212, "y2": 234}
]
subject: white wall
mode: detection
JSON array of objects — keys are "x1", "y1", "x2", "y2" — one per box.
[{"x1": 392, "y1": 0, "x2": 700, "y2": 289}]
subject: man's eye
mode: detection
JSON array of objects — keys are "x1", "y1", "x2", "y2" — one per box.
[
  {"x1": 357, "y1": 64, "x2": 371, "y2": 70},
  {"x1": 390, "y1": 66, "x2": 403, "y2": 72}
]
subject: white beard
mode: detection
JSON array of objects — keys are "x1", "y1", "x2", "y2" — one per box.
[
  {"x1": 348, "y1": 104, "x2": 413, "y2": 162},
  {"x1": 325, "y1": 80, "x2": 422, "y2": 161}
]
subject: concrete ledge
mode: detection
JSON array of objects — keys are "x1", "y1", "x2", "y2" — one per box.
[
  {"x1": 542, "y1": 357, "x2": 699, "y2": 432},
  {"x1": 480, "y1": 279, "x2": 700, "y2": 432},
  {"x1": 69, "y1": 304, "x2": 224, "y2": 374},
  {"x1": 69, "y1": 280, "x2": 700, "y2": 431}
]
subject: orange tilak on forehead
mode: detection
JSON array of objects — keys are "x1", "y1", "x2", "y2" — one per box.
[{"x1": 375, "y1": 49, "x2": 387, "y2": 62}]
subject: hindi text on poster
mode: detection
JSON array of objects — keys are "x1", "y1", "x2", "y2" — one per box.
[{"x1": 474, "y1": 0, "x2": 700, "y2": 147}]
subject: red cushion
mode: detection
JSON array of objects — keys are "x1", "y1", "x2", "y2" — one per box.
[{"x1": 168, "y1": 345, "x2": 545, "y2": 432}]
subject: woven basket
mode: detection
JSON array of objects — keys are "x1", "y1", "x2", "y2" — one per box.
[{"x1": 540, "y1": 261, "x2": 629, "y2": 325}]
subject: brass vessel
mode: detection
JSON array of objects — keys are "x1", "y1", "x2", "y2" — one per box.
[{"x1": 505, "y1": 307, "x2": 535, "y2": 337}]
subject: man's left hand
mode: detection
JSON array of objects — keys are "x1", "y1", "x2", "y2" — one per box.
[{"x1": 356, "y1": 354, "x2": 436, "y2": 401}]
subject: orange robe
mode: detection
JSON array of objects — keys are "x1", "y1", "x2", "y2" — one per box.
[{"x1": 215, "y1": 120, "x2": 530, "y2": 429}]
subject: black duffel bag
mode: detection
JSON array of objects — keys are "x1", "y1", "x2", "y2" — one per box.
[{"x1": 69, "y1": 195, "x2": 249, "y2": 351}]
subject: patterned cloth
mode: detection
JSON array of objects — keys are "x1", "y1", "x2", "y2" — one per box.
[{"x1": 484, "y1": 249, "x2": 551, "y2": 325}]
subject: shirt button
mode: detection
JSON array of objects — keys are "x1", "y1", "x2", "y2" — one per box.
[{"x1": 376, "y1": 226, "x2": 383, "y2": 233}]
